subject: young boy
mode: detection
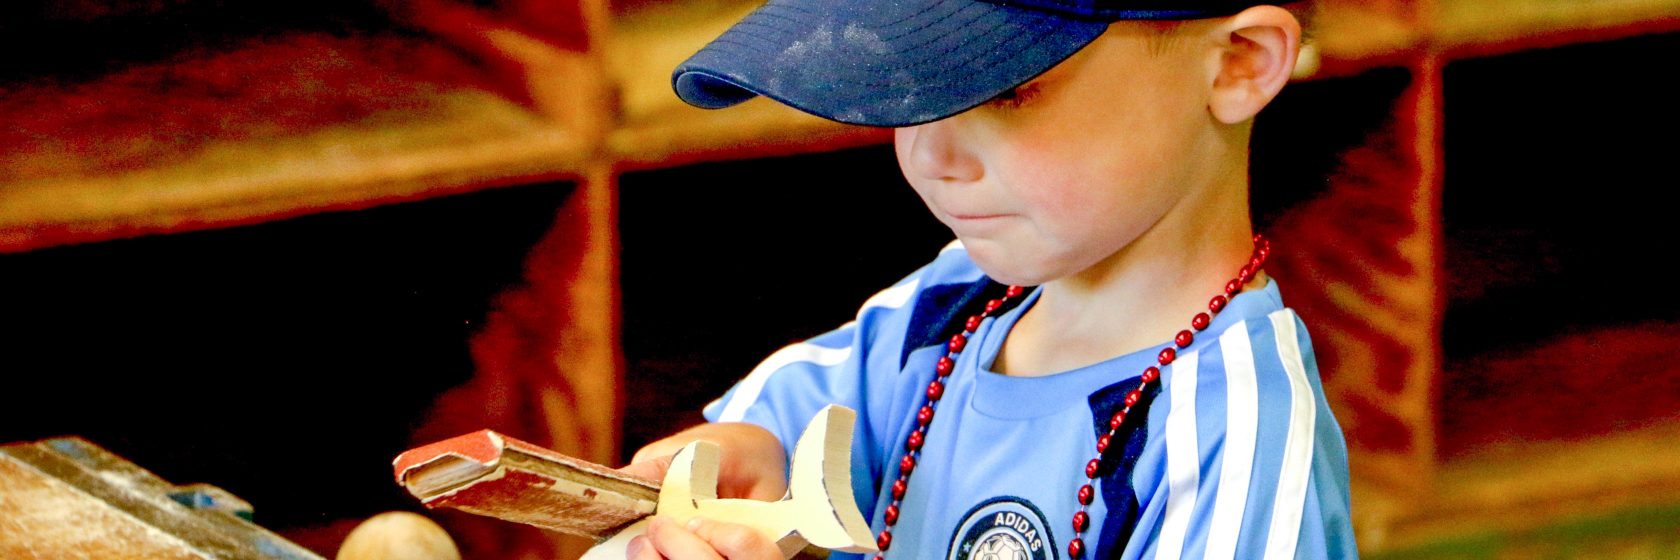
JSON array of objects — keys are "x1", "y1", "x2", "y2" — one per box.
[{"x1": 620, "y1": 1, "x2": 1357, "y2": 559}]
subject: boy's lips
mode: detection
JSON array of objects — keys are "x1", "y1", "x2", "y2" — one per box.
[
  {"x1": 941, "y1": 205, "x2": 1012, "y2": 221},
  {"x1": 944, "y1": 212, "x2": 1016, "y2": 235}
]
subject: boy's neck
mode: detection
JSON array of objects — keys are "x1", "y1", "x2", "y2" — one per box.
[{"x1": 993, "y1": 168, "x2": 1264, "y2": 378}]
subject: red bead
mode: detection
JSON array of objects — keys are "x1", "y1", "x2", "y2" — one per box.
[
  {"x1": 900, "y1": 454, "x2": 917, "y2": 475},
  {"x1": 1096, "y1": 434, "x2": 1110, "y2": 453},
  {"x1": 1005, "y1": 285, "x2": 1025, "y2": 298},
  {"x1": 936, "y1": 356, "x2": 955, "y2": 376},
  {"x1": 877, "y1": 530, "x2": 893, "y2": 551},
  {"x1": 1073, "y1": 511, "x2": 1090, "y2": 532},
  {"x1": 875, "y1": 556, "x2": 885, "y2": 560},
  {"x1": 984, "y1": 299, "x2": 1004, "y2": 314},
  {"x1": 1085, "y1": 458, "x2": 1101, "y2": 478},
  {"x1": 1225, "y1": 279, "x2": 1241, "y2": 296},
  {"x1": 1069, "y1": 538, "x2": 1085, "y2": 558},
  {"x1": 1209, "y1": 295, "x2": 1228, "y2": 313},
  {"x1": 927, "y1": 380, "x2": 945, "y2": 401},
  {"x1": 906, "y1": 431, "x2": 924, "y2": 450},
  {"x1": 1124, "y1": 390, "x2": 1141, "y2": 407},
  {"x1": 1109, "y1": 411, "x2": 1125, "y2": 430},
  {"x1": 965, "y1": 315, "x2": 983, "y2": 332},
  {"x1": 1192, "y1": 313, "x2": 1210, "y2": 331},
  {"x1": 1158, "y1": 347, "x2": 1176, "y2": 365},
  {"x1": 1250, "y1": 255, "x2": 1264, "y2": 270},
  {"x1": 948, "y1": 334, "x2": 967, "y2": 353},
  {"x1": 892, "y1": 479, "x2": 907, "y2": 499},
  {"x1": 917, "y1": 405, "x2": 934, "y2": 426},
  {"x1": 1142, "y1": 367, "x2": 1159, "y2": 383},
  {"x1": 1175, "y1": 330, "x2": 1194, "y2": 348},
  {"x1": 1239, "y1": 266, "x2": 1254, "y2": 285},
  {"x1": 1253, "y1": 233, "x2": 1265, "y2": 243},
  {"x1": 1078, "y1": 484, "x2": 1094, "y2": 505},
  {"x1": 1257, "y1": 246, "x2": 1271, "y2": 262},
  {"x1": 885, "y1": 504, "x2": 900, "y2": 525}
]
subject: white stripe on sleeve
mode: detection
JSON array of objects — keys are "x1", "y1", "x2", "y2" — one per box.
[
  {"x1": 1205, "y1": 321, "x2": 1259, "y2": 559},
  {"x1": 716, "y1": 342, "x2": 852, "y2": 422},
  {"x1": 857, "y1": 278, "x2": 920, "y2": 319},
  {"x1": 715, "y1": 279, "x2": 919, "y2": 423},
  {"x1": 1262, "y1": 311, "x2": 1317, "y2": 560},
  {"x1": 1155, "y1": 349, "x2": 1201, "y2": 560}
]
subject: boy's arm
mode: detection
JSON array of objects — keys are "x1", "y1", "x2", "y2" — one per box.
[
  {"x1": 618, "y1": 301, "x2": 895, "y2": 506},
  {"x1": 620, "y1": 422, "x2": 789, "y2": 501},
  {"x1": 1124, "y1": 310, "x2": 1358, "y2": 560},
  {"x1": 627, "y1": 244, "x2": 976, "y2": 505}
]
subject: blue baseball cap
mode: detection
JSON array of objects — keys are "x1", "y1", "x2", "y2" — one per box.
[{"x1": 672, "y1": 0, "x2": 1269, "y2": 127}]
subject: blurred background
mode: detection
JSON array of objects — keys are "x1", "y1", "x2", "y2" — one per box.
[{"x1": 1, "y1": 0, "x2": 1678, "y2": 558}]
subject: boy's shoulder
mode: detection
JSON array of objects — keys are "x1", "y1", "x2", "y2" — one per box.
[
  {"x1": 844, "y1": 241, "x2": 993, "y2": 367},
  {"x1": 857, "y1": 240, "x2": 989, "y2": 332},
  {"x1": 1187, "y1": 295, "x2": 1316, "y2": 389},
  {"x1": 1189, "y1": 278, "x2": 1314, "y2": 381},
  {"x1": 1142, "y1": 277, "x2": 1320, "y2": 420}
]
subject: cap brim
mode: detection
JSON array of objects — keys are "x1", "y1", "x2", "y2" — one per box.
[{"x1": 671, "y1": 0, "x2": 1109, "y2": 127}]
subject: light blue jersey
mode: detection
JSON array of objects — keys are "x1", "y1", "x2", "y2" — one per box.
[{"x1": 703, "y1": 243, "x2": 1357, "y2": 559}]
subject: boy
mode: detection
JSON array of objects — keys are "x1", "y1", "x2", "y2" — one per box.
[{"x1": 620, "y1": 1, "x2": 1357, "y2": 559}]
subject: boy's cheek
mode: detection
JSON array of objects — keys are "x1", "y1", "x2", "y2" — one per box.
[
  {"x1": 900, "y1": 178, "x2": 942, "y2": 219},
  {"x1": 891, "y1": 127, "x2": 916, "y2": 150},
  {"x1": 891, "y1": 127, "x2": 923, "y2": 178},
  {"x1": 999, "y1": 160, "x2": 1086, "y2": 216}
]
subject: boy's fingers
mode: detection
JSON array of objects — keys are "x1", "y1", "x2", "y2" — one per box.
[
  {"x1": 625, "y1": 535, "x2": 661, "y2": 560},
  {"x1": 687, "y1": 518, "x2": 781, "y2": 560},
  {"x1": 631, "y1": 438, "x2": 689, "y2": 467},
  {"x1": 646, "y1": 516, "x2": 724, "y2": 560},
  {"x1": 618, "y1": 453, "x2": 673, "y2": 483}
]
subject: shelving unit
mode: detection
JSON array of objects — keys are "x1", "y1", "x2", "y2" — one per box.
[{"x1": 4, "y1": 0, "x2": 1678, "y2": 557}]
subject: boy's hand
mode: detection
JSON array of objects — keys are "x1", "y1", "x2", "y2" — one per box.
[
  {"x1": 626, "y1": 516, "x2": 783, "y2": 560},
  {"x1": 618, "y1": 422, "x2": 789, "y2": 501}
]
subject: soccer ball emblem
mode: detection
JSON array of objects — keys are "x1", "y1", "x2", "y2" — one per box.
[
  {"x1": 973, "y1": 531, "x2": 1030, "y2": 560},
  {"x1": 948, "y1": 499, "x2": 1051, "y2": 560}
]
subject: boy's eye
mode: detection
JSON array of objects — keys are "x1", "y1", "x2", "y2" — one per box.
[{"x1": 986, "y1": 82, "x2": 1040, "y2": 109}]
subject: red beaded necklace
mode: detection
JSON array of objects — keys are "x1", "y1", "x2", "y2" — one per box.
[{"x1": 873, "y1": 234, "x2": 1272, "y2": 560}]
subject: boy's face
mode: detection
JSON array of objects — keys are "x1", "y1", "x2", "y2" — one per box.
[{"x1": 894, "y1": 22, "x2": 1221, "y2": 287}]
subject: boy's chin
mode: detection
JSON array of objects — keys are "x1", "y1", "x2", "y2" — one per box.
[{"x1": 964, "y1": 246, "x2": 1060, "y2": 287}]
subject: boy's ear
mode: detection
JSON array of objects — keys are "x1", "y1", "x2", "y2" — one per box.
[{"x1": 1206, "y1": 5, "x2": 1302, "y2": 125}]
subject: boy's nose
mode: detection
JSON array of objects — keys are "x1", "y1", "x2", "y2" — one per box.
[{"x1": 900, "y1": 120, "x2": 984, "y2": 184}]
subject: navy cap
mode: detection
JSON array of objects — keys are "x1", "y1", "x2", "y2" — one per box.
[{"x1": 672, "y1": 0, "x2": 1267, "y2": 127}]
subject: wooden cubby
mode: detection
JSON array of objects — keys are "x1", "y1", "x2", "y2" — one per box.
[{"x1": 3, "y1": 0, "x2": 1679, "y2": 557}]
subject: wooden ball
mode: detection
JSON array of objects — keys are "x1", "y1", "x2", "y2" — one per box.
[{"x1": 336, "y1": 511, "x2": 461, "y2": 560}]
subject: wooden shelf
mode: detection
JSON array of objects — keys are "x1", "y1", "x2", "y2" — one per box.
[
  {"x1": 1309, "y1": 0, "x2": 1680, "y2": 78},
  {"x1": 6, "y1": 0, "x2": 1677, "y2": 251},
  {"x1": 604, "y1": 0, "x2": 888, "y2": 169},
  {"x1": 1357, "y1": 420, "x2": 1680, "y2": 552},
  {"x1": 0, "y1": 32, "x2": 589, "y2": 253},
  {"x1": 1433, "y1": 0, "x2": 1680, "y2": 58},
  {"x1": 1307, "y1": 2, "x2": 1425, "y2": 78}
]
